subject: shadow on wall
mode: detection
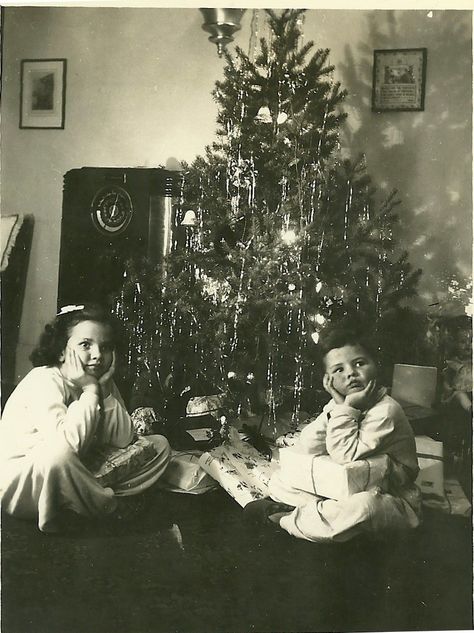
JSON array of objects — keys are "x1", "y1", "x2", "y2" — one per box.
[{"x1": 338, "y1": 10, "x2": 472, "y2": 309}]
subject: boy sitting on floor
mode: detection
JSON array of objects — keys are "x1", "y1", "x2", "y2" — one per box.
[{"x1": 245, "y1": 323, "x2": 422, "y2": 542}]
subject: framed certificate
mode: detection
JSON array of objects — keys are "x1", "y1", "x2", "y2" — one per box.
[{"x1": 372, "y1": 48, "x2": 427, "y2": 112}]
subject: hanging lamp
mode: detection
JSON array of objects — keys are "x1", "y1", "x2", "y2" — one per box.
[{"x1": 199, "y1": 8, "x2": 246, "y2": 57}]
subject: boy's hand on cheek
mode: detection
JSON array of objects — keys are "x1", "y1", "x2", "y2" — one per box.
[
  {"x1": 323, "y1": 374, "x2": 345, "y2": 404},
  {"x1": 345, "y1": 379, "x2": 377, "y2": 410}
]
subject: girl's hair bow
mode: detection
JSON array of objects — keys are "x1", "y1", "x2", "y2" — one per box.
[{"x1": 57, "y1": 304, "x2": 85, "y2": 316}]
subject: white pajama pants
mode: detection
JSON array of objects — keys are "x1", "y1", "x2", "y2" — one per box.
[
  {"x1": 269, "y1": 471, "x2": 422, "y2": 542},
  {"x1": 0, "y1": 435, "x2": 171, "y2": 533}
]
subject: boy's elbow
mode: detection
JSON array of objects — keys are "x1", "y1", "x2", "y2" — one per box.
[{"x1": 326, "y1": 443, "x2": 358, "y2": 464}]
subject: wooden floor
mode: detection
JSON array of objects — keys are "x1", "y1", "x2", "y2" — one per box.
[{"x1": 1, "y1": 487, "x2": 473, "y2": 633}]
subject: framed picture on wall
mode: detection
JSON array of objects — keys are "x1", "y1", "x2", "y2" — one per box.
[
  {"x1": 372, "y1": 48, "x2": 427, "y2": 112},
  {"x1": 20, "y1": 59, "x2": 67, "y2": 129}
]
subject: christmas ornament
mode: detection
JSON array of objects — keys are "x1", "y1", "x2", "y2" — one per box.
[
  {"x1": 281, "y1": 228, "x2": 297, "y2": 245},
  {"x1": 181, "y1": 209, "x2": 198, "y2": 226},
  {"x1": 200, "y1": 8, "x2": 246, "y2": 57},
  {"x1": 255, "y1": 105, "x2": 272, "y2": 123}
]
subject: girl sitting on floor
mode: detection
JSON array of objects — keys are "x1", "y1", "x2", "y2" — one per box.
[
  {"x1": 0, "y1": 303, "x2": 171, "y2": 533},
  {"x1": 245, "y1": 323, "x2": 423, "y2": 542}
]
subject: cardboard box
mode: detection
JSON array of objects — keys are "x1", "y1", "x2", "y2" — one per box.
[
  {"x1": 158, "y1": 450, "x2": 217, "y2": 494},
  {"x1": 391, "y1": 364, "x2": 438, "y2": 409},
  {"x1": 415, "y1": 435, "x2": 445, "y2": 499}
]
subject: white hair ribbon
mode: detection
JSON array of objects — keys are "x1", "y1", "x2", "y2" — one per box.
[{"x1": 57, "y1": 304, "x2": 85, "y2": 316}]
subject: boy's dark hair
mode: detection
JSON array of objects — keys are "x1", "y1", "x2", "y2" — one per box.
[
  {"x1": 30, "y1": 303, "x2": 121, "y2": 367},
  {"x1": 319, "y1": 319, "x2": 378, "y2": 365}
]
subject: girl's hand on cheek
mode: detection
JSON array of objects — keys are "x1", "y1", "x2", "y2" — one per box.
[
  {"x1": 62, "y1": 347, "x2": 99, "y2": 393},
  {"x1": 99, "y1": 351, "x2": 116, "y2": 399},
  {"x1": 323, "y1": 373, "x2": 344, "y2": 404}
]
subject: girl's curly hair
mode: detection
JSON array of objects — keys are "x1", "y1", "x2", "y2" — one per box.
[{"x1": 30, "y1": 303, "x2": 122, "y2": 367}]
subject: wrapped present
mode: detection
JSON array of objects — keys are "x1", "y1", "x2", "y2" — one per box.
[
  {"x1": 415, "y1": 435, "x2": 445, "y2": 499},
  {"x1": 277, "y1": 447, "x2": 390, "y2": 500},
  {"x1": 199, "y1": 449, "x2": 268, "y2": 506},
  {"x1": 199, "y1": 429, "x2": 278, "y2": 507},
  {"x1": 157, "y1": 450, "x2": 218, "y2": 495},
  {"x1": 224, "y1": 431, "x2": 277, "y2": 489},
  {"x1": 186, "y1": 394, "x2": 225, "y2": 419},
  {"x1": 421, "y1": 477, "x2": 471, "y2": 516},
  {"x1": 87, "y1": 437, "x2": 157, "y2": 488}
]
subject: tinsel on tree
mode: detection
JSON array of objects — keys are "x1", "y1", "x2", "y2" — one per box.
[{"x1": 115, "y1": 9, "x2": 422, "y2": 430}]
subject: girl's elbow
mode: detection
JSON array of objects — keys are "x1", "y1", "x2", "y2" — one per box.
[
  {"x1": 115, "y1": 426, "x2": 134, "y2": 448},
  {"x1": 115, "y1": 436, "x2": 133, "y2": 449}
]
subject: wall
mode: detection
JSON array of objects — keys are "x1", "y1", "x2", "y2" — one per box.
[
  {"x1": 1, "y1": 7, "x2": 472, "y2": 381},
  {"x1": 325, "y1": 10, "x2": 472, "y2": 311}
]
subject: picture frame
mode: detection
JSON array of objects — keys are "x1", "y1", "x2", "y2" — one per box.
[
  {"x1": 20, "y1": 59, "x2": 67, "y2": 129},
  {"x1": 372, "y1": 48, "x2": 427, "y2": 112}
]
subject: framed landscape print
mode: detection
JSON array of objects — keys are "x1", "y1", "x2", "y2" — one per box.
[
  {"x1": 372, "y1": 48, "x2": 427, "y2": 112},
  {"x1": 20, "y1": 59, "x2": 67, "y2": 129}
]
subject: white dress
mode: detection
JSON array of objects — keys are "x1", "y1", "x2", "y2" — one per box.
[{"x1": 0, "y1": 366, "x2": 170, "y2": 532}]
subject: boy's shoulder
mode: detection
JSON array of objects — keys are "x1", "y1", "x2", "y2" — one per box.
[{"x1": 369, "y1": 392, "x2": 406, "y2": 418}]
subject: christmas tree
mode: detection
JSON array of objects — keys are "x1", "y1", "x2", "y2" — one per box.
[{"x1": 116, "y1": 9, "x2": 422, "y2": 432}]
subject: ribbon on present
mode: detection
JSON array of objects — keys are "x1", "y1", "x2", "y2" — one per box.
[
  {"x1": 87, "y1": 437, "x2": 157, "y2": 487},
  {"x1": 186, "y1": 394, "x2": 225, "y2": 419},
  {"x1": 278, "y1": 448, "x2": 390, "y2": 500}
]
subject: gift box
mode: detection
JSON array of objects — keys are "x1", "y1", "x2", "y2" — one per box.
[
  {"x1": 87, "y1": 437, "x2": 158, "y2": 488},
  {"x1": 415, "y1": 435, "x2": 445, "y2": 499},
  {"x1": 277, "y1": 447, "x2": 390, "y2": 500},
  {"x1": 186, "y1": 394, "x2": 225, "y2": 419},
  {"x1": 157, "y1": 450, "x2": 218, "y2": 494},
  {"x1": 199, "y1": 429, "x2": 278, "y2": 507},
  {"x1": 421, "y1": 477, "x2": 471, "y2": 516}
]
